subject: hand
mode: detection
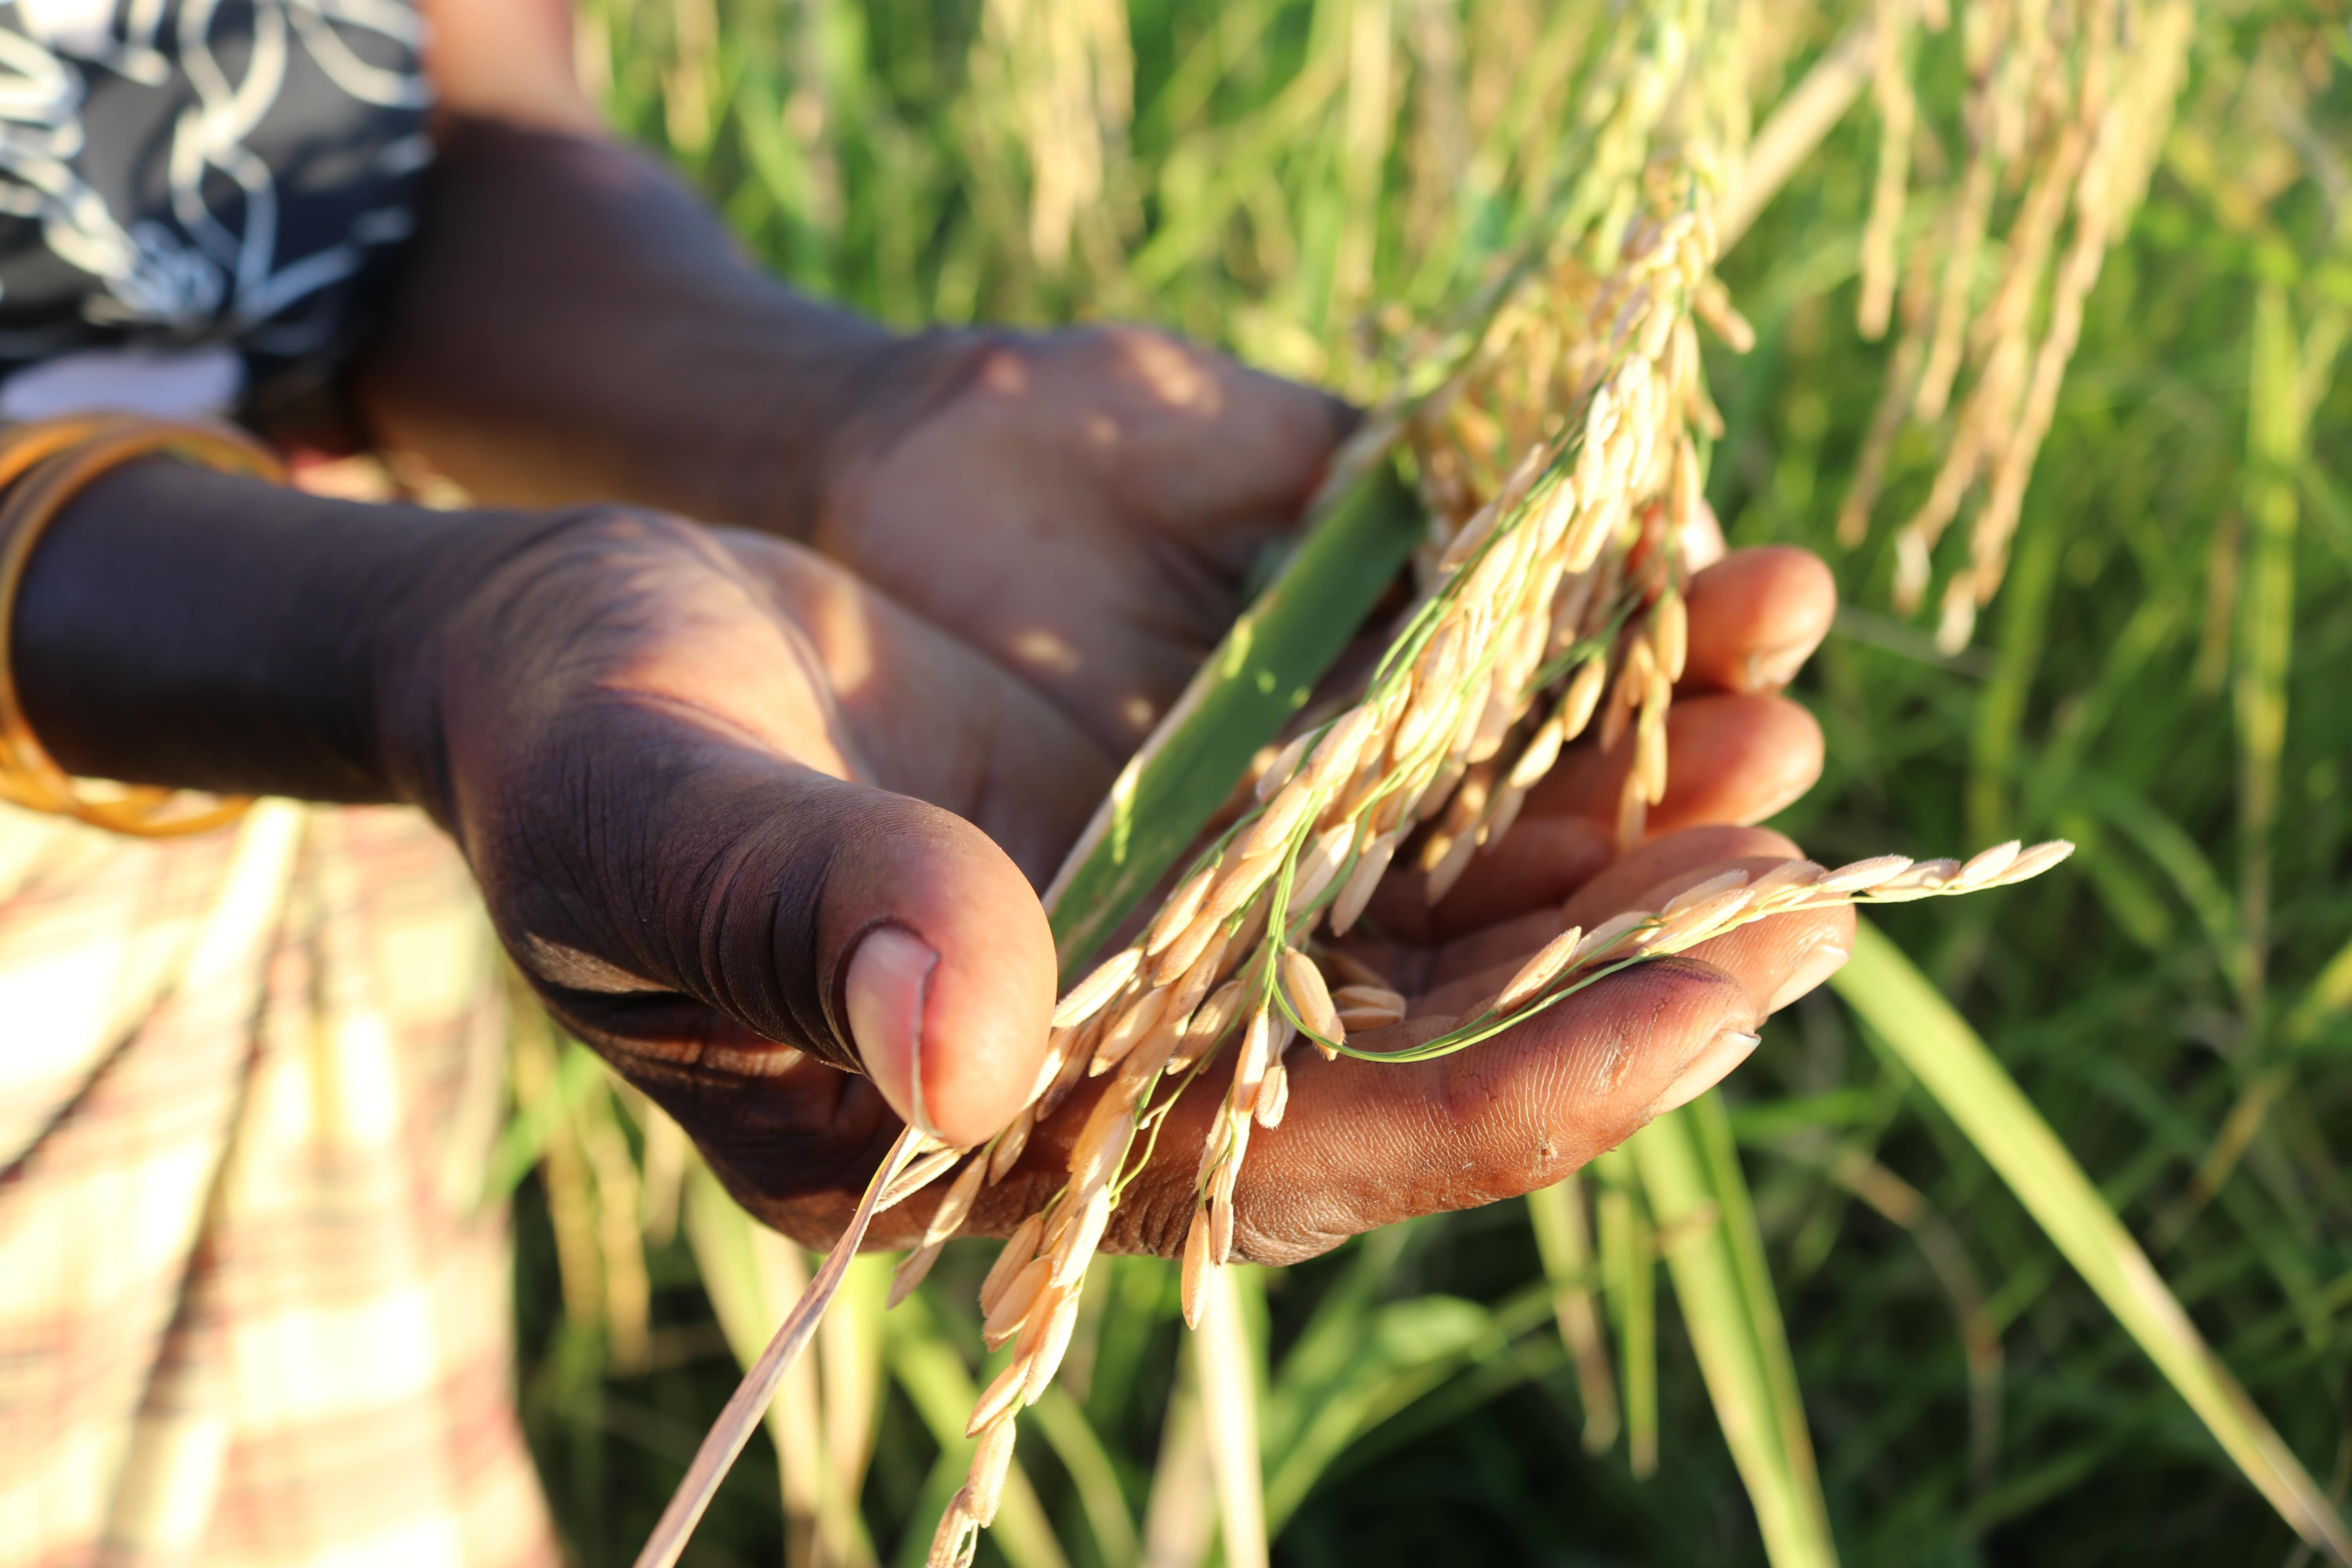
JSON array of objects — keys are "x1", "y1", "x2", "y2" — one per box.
[
  {"x1": 402, "y1": 510, "x2": 1098, "y2": 1196},
  {"x1": 998, "y1": 826, "x2": 1854, "y2": 1265},
  {"x1": 967, "y1": 551, "x2": 1853, "y2": 1265},
  {"x1": 396, "y1": 495, "x2": 1840, "y2": 1253},
  {"x1": 813, "y1": 326, "x2": 1352, "y2": 752}
]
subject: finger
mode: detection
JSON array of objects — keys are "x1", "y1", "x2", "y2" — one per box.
[
  {"x1": 1417, "y1": 851, "x2": 1852, "y2": 1017},
  {"x1": 1348, "y1": 691, "x2": 1824, "y2": 947},
  {"x1": 978, "y1": 836, "x2": 1851, "y2": 1258},
  {"x1": 1524, "y1": 692, "x2": 1823, "y2": 841},
  {"x1": 435, "y1": 517, "x2": 1073, "y2": 1251},
  {"x1": 1366, "y1": 828, "x2": 1810, "y2": 1002},
  {"x1": 1559, "y1": 825, "x2": 1803, "y2": 928},
  {"x1": 1416, "y1": 828, "x2": 1810, "y2": 991},
  {"x1": 1644, "y1": 696, "x2": 1822, "y2": 833},
  {"x1": 1677, "y1": 897, "x2": 1855, "y2": 1016},
  {"x1": 1089, "y1": 953, "x2": 1764, "y2": 1265},
  {"x1": 1680, "y1": 544, "x2": 1836, "y2": 695}
]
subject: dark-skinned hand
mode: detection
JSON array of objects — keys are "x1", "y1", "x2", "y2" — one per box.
[{"x1": 407, "y1": 498, "x2": 1843, "y2": 1259}]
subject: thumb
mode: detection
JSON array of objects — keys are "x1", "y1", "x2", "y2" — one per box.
[
  {"x1": 819, "y1": 784, "x2": 1061, "y2": 1147},
  {"x1": 490, "y1": 731, "x2": 1057, "y2": 1152}
]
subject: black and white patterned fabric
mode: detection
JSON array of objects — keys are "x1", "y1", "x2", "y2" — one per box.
[{"x1": 0, "y1": 0, "x2": 429, "y2": 417}]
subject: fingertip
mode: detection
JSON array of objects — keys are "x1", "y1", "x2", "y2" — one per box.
[
  {"x1": 1229, "y1": 954, "x2": 1759, "y2": 1249},
  {"x1": 1646, "y1": 1023, "x2": 1763, "y2": 1116},
  {"x1": 1675, "y1": 897, "x2": 1855, "y2": 1017},
  {"x1": 1765, "y1": 911, "x2": 1854, "y2": 1013},
  {"x1": 837, "y1": 803, "x2": 1058, "y2": 1148},
  {"x1": 1682, "y1": 545, "x2": 1836, "y2": 694}
]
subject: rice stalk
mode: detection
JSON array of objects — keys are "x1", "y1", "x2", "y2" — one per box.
[
  {"x1": 1027, "y1": 1389, "x2": 1143, "y2": 1568},
  {"x1": 1196, "y1": 1263, "x2": 1270, "y2": 1568},
  {"x1": 2235, "y1": 284, "x2": 2303, "y2": 1027},
  {"x1": 683, "y1": 1168, "x2": 829, "y2": 1560},
  {"x1": 575, "y1": 1082, "x2": 655, "y2": 1373},
  {"x1": 815, "y1": 1249, "x2": 886, "y2": 1568},
  {"x1": 508, "y1": 1000, "x2": 603, "y2": 1339},
  {"x1": 1593, "y1": 1148, "x2": 1658, "y2": 1478},
  {"x1": 885, "y1": 1289, "x2": 1073, "y2": 1568},
  {"x1": 1796, "y1": 1141, "x2": 2004, "y2": 1497},
  {"x1": 1526, "y1": 1173, "x2": 1621, "y2": 1454},
  {"x1": 634, "y1": 1124, "x2": 947, "y2": 1568},
  {"x1": 1717, "y1": 17, "x2": 1876, "y2": 250},
  {"x1": 1139, "y1": 1376, "x2": 1216, "y2": 1568},
  {"x1": 633, "y1": 1091, "x2": 689, "y2": 1245},
  {"x1": 1629, "y1": 1100, "x2": 1834, "y2": 1566},
  {"x1": 963, "y1": 0, "x2": 1137, "y2": 279}
]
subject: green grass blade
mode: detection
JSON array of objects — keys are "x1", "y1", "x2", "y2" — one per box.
[
  {"x1": 1833, "y1": 918, "x2": 2352, "y2": 1560},
  {"x1": 2285, "y1": 931, "x2": 2352, "y2": 1047},
  {"x1": 680, "y1": 1163, "x2": 814, "y2": 1506},
  {"x1": 2301, "y1": 457, "x2": 2352, "y2": 579},
  {"x1": 1196, "y1": 1261, "x2": 1269, "y2": 1568},
  {"x1": 1629, "y1": 1102, "x2": 1838, "y2": 1568},
  {"x1": 2073, "y1": 771, "x2": 2243, "y2": 980},
  {"x1": 1261, "y1": 1290, "x2": 1496, "y2": 1528},
  {"x1": 1029, "y1": 1387, "x2": 1143, "y2": 1568},
  {"x1": 1690, "y1": 1092, "x2": 1825, "y2": 1517},
  {"x1": 1592, "y1": 1148, "x2": 1658, "y2": 1478},
  {"x1": 1042, "y1": 464, "x2": 1424, "y2": 975},
  {"x1": 2235, "y1": 285, "x2": 2303, "y2": 1020}
]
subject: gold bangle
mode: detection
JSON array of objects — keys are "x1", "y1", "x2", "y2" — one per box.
[{"x1": 0, "y1": 416, "x2": 288, "y2": 837}]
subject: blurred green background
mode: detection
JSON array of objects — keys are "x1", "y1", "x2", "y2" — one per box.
[{"x1": 502, "y1": 3, "x2": 2352, "y2": 1564}]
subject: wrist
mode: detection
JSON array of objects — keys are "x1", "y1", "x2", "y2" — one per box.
[
  {"x1": 354, "y1": 119, "x2": 949, "y2": 539},
  {"x1": 359, "y1": 506, "x2": 608, "y2": 824},
  {"x1": 10, "y1": 457, "x2": 550, "y2": 806}
]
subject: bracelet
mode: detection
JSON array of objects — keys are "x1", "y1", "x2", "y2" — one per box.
[{"x1": 0, "y1": 416, "x2": 287, "y2": 836}]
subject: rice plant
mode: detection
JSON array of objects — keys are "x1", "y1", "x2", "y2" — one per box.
[{"x1": 511, "y1": 3, "x2": 2352, "y2": 1564}]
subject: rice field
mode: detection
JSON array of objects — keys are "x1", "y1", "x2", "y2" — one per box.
[{"x1": 508, "y1": 4, "x2": 2352, "y2": 1563}]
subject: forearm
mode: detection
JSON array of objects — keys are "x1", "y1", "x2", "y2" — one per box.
[
  {"x1": 354, "y1": 118, "x2": 931, "y2": 536},
  {"x1": 12, "y1": 460, "x2": 535, "y2": 802}
]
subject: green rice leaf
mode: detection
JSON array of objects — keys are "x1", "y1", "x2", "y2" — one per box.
[
  {"x1": 1043, "y1": 464, "x2": 1424, "y2": 977},
  {"x1": 1833, "y1": 918, "x2": 2352, "y2": 1559}
]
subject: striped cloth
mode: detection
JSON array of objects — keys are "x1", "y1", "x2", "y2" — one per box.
[{"x1": 0, "y1": 799, "x2": 560, "y2": 1567}]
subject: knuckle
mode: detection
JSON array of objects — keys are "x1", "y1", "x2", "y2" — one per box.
[{"x1": 1105, "y1": 1178, "x2": 1197, "y2": 1259}]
